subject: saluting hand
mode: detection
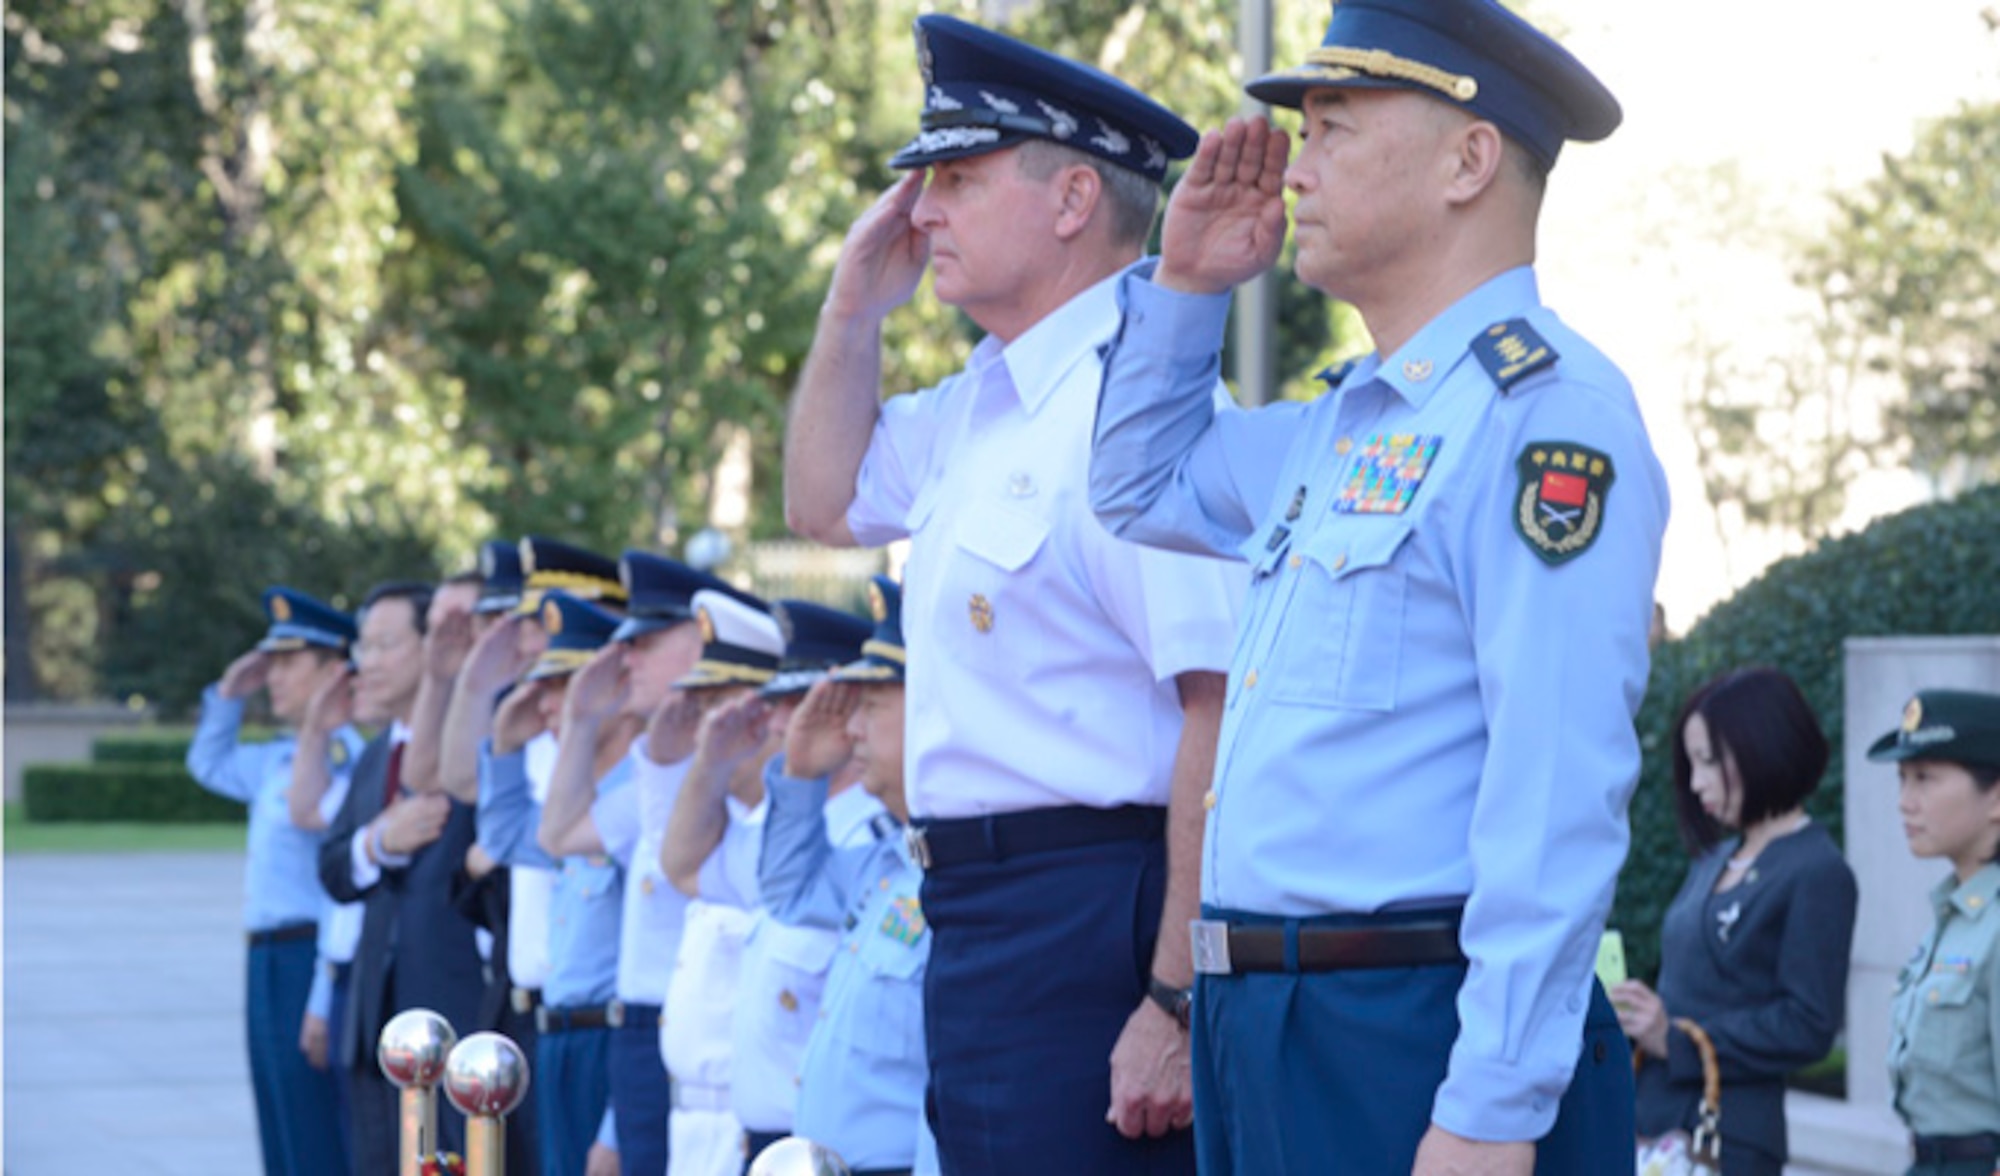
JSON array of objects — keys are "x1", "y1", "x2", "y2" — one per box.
[
  {"x1": 218, "y1": 648, "x2": 272, "y2": 700},
  {"x1": 1157, "y1": 116, "x2": 1293, "y2": 296},
  {"x1": 784, "y1": 678, "x2": 858, "y2": 780},
  {"x1": 564, "y1": 645, "x2": 631, "y2": 731},
  {"x1": 458, "y1": 613, "x2": 530, "y2": 696},
  {"x1": 301, "y1": 666, "x2": 355, "y2": 737},
  {"x1": 423, "y1": 607, "x2": 475, "y2": 683},
  {"x1": 644, "y1": 690, "x2": 703, "y2": 766},
  {"x1": 694, "y1": 692, "x2": 771, "y2": 770},
  {"x1": 492, "y1": 679, "x2": 548, "y2": 757},
  {"x1": 822, "y1": 171, "x2": 932, "y2": 324}
]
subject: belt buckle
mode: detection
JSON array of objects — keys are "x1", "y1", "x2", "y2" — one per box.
[
  {"x1": 904, "y1": 824, "x2": 932, "y2": 871},
  {"x1": 510, "y1": 986, "x2": 534, "y2": 1015},
  {"x1": 606, "y1": 1000, "x2": 625, "y2": 1029},
  {"x1": 533, "y1": 1004, "x2": 551, "y2": 1034},
  {"x1": 1190, "y1": 919, "x2": 1233, "y2": 976}
]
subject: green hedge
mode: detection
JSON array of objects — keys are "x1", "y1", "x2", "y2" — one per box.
[
  {"x1": 22, "y1": 763, "x2": 248, "y2": 824},
  {"x1": 92, "y1": 726, "x2": 278, "y2": 765},
  {"x1": 1614, "y1": 484, "x2": 2000, "y2": 981}
]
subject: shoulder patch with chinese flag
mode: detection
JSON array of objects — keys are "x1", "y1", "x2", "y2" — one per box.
[{"x1": 1514, "y1": 442, "x2": 1614, "y2": 565}]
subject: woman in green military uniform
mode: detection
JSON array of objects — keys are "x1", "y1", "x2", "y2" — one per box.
[{"x1": 1869, "y1": 689, "x2": 2000, "y2": 1176}]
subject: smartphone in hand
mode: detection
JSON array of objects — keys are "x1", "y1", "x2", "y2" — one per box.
[{"x1": 1595, "y1": 929, "x2": 1628, "y2": 991}]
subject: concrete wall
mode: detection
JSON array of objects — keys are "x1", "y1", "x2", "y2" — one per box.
[
  {"x1": 2, "y1": 702, "x2": 156, "y2": 803},
  {"x1": 1790, "y1": 635, "x2": 2000, "y2": 1175}
]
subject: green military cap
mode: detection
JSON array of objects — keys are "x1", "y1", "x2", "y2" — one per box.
[{"x1": 1867, "y1": 689, "x2": 2000, "y2": 771}]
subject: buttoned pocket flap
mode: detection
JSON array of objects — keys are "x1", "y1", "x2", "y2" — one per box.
[
  {"x1": 1298, "y1": 517, "x2": 1414, "y2": 579},
  {"x1": 764, "y1": 923, "x2": 839, "y2": 974},
  {"x1": 956, "y1": 500, "x2": 1050, "y2": 572}
]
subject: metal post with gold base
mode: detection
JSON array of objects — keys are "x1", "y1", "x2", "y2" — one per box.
[
  {"x1": 443, "y1": 1032, "x2": 531, "y2": 1176},
  {"x1": 378, "y1": 1009, "x2": 459, "y2": 1176}
]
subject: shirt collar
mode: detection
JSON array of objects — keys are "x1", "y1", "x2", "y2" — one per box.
[
  {"x1": 1935, "y1": 861, "x2": 2000, "y2": 920},
  {"x1": 389, "y1": 720, "x2": 413, "y2": 746},
  {"x1": 972, "y1": 268, "x2": 1125, "y2": 416},
  {"x1": 1352, "y1": 266, "x2": 1542, "y2": 409}
]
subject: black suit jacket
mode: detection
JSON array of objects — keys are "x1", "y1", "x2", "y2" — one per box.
[
  {"x1": 1633, "y1": 822, "x2": 1858, "y2": 1164},
  {"x1": 318, "y1": 732, "x2": 486, "y2": 1071}
]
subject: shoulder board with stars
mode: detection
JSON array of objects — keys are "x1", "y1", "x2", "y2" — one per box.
[{"x1": 1472, "y1": 319, "x2": 1559, "y2": 393}]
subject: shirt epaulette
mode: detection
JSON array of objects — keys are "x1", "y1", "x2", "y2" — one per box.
[{"x1": 1471, "y1": 318, "x2": 1559, "y2": 393}]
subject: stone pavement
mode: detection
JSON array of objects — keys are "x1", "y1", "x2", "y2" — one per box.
[{"x1": 4, "y1": 850, "x2": 264, "y2": 1174}]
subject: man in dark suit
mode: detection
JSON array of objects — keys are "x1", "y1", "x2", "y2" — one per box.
[{"x1": 311, "y1": 581, "x2": 488, "y2": 1175}]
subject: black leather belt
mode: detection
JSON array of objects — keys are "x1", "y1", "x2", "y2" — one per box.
[
  {"x1": 248, "y1": 923, "x2": 318, "y2": 946},
  {"x1": 906, "y1": 805, "x2": 1167, "y2": 871},
  {"x1": 536, "y1": 1002, "x2": 613, "y2": 1034},
  {"x1": 607, "y1": 1000, "x2": 660, "y2": 1030},
  {"x1": 1192, "y1": 913, "x2": 1465, "y2": 974},
  {"x1": 1913, "y1": 1133, "x2": 2000, "y2": 1164}
]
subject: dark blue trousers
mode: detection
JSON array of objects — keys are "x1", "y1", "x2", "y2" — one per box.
[
  {"x1": 920, "y1": 840, "x2": 1196, "y2": 1176},
  {"x1": 536, "y1": 1025, "x2": 613, "y2": 1176},
  {"x1": 1191, "y1": 908, "x2": 1634, "y2": 1175},
  {"x1": 609, "y1": 1017, "x2": 670, "y2": 1176},
  {"x1": 326, "y1": 962, "x2": 356, "y2": 1174},
  {"x1": 247, "y1": 935, "x2": 345, "y2": 1176}
]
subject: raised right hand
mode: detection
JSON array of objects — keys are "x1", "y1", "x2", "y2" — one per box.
[
  {"x1": 784, "y1": 678, "x2": 858, "y2": 780},
  {"x1": 491, "y1": 679, "x2": 548, "y2": 757},
  {"x1": 694, "y1": 692, "x2": 771, "y2": 771},
  {"x1": 1157, "y1": 116, "x2": 1293, "y2": 295},
  {"x1": 821, "y1": 171, "x2": 932, "y2": 324},
  {"x1": 458, "y1": 613, "x2": 529, "y2": 696},
  {"x1": 423, "y1": 607, "x2": 475, "y2": 682},
  {"x1": 377, "y1": 792, "x2": 451, "y2": 855},
  {"x1": 301, "y1": 666, "x2": 355, "y2": 737},
  {"x1": 218, "y1": 649, "x2": 271, "y2": 700},
  {"x1": 564, "y1": 645, "x2": 631, "y2": 731},
  {"x1": 644, "y1": 691, "x2": 703, "y2": 766}
]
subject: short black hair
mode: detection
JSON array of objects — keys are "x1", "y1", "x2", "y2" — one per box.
[
  {"x1": 1671, "y1": 666, "x2": 1828, "y2": 854},
  {"x1": 359, "y1": 580, "x2": 435, "y2": 636},
  {"x1": 443, "y1": 569, "x2": 483, "y2": 590}
]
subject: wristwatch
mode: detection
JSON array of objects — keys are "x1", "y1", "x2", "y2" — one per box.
[{"x1": 1147, "y1": 975, "x2": 1193, "y2": 1031}]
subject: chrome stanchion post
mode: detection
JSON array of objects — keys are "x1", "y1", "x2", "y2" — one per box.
[
  {"x1": 443, "y1": 1032, "x2": 531, "y2": 1176},
  {"x1": 746, "y1": 1136, "x2": 853, "y2": 1176},
  {"x1": 378, "y1": 1009, "x2": 458, "y2": 1176}
]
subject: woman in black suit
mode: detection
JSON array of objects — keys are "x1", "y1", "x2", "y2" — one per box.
[{"x1": 1616, "y1": 667, "x2": 1859, "y2": 1176}]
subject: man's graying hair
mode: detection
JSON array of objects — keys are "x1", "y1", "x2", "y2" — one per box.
[{"x1": 1013, "y1": 139, "x2": 1160, "y2": 248}]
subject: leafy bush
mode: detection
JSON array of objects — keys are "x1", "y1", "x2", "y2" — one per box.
[
  {"x1": 23, "y1": 763, "x2": 248, "y2": 824},
  {"x1": 1614, "y1": 484, "x2": 2000, "y2": 980},
  {"x1": 91, "y1": 727, "x2": 277, "y2": 765}
]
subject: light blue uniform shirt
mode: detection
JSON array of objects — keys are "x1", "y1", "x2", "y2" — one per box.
[
  {"x1": 1090, "y1": 262, "x2": 1668, "y2": 1142},
  {"x1": 478, "y1": 741, "x2": 628, "y2": 1008},
  {"x1": 188, "y1": 685, "x2": 364, "y2": 932},
  {"x1": 760, "y1": 768, "x2": 927, "y2": 1171}
]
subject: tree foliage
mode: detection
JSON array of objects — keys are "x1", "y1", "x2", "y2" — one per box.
[{"x1": 6, "y1": 0, "x2": 1343, "y2": 712}]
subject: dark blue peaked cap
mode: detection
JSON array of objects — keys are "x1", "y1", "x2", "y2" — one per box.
[
  {"x1": 890, "y1": 13, "x2": 1198, "y2": 184},
  {"x1": 516, "y1": 536, "x2": 626, "y2": 615},
  {"x1": 258, "y1": 587, "x2": 356, "y2": 654},
  {"x1": 474, "y1": 540, "x2": 524, "y2": 616},
  {"x1": 525, "y1": 591, "x2": 620, "y2": 682},
  {"x1": 1247, "y1": 0, "x2": 1621, "y2": 169},
  {"x1": 761, "y1": 600, "x2": 873, "y2": 698},
  {"x1": 833, "y1": 577, "x2": 907, "y2": 685},
  {"x1": 612, "y1": 551, "x2": 763, "y2": 644}
]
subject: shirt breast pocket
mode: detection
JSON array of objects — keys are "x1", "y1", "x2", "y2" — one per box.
[
  {"x1": 948, "y1": 498, "x2": 1052, "y2": 661},
  {"x1": 836, "y1": 927, "x2": 928, "y2": 1061},
  {"x1": 1912, "y1": 968, "x2": 1983, "y2": 1069},
  {"x1": 1269, "y1": 520, "x2": 1414, "y2": 712}
]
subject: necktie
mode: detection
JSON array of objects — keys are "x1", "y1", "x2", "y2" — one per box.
[{"x1": 382, "y1": 742, "x2": 405, "y2": 809}]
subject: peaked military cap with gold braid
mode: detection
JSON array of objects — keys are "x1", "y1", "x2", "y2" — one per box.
[
  {"x1": 524, "y1": 591, "x2": 621, "y2": 682},
  {"x1": 760, "y1": 600, "x2": 874, "y2": 699},
  {"x1": 831, "y1": 576, "x2": 907, "y2": 685},
  {"x1": 1247, "y1": 0, "x2": 1621, "y2": 169},
  {"x1": 474, "y1": 539, "x2": 525, "y2": 616},
  {"x1": 612, "y1": 550, "x2": 760, "y2": 644},
  {"x1": 515, "y1": 536, "x2": 626, "y2": 617},
  {"x1": 257, "y1": 587, "x2": 356, "y2": 654},
  {"x1": 674, "y1": 589, "x2": 784, "y2": 690}
]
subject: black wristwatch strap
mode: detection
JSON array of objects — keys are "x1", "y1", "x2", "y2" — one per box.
[{"x1": 1147, "y1": 975, "x2": 1192, "y2": 1030}]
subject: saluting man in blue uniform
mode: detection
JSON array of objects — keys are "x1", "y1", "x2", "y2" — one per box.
[
  {"x1": 1089, "y1": 2, "x2": 1668, "y2": 1172},
  {"x1": 189, "y1": 587, "x2": 366, "y2": 1176},
  {"x1": 479, "y1": 591, "x2": 632, "y2": 1176},
  {"x1": 759, "y1": 576, "x2": 929, "y2": 1176}
]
